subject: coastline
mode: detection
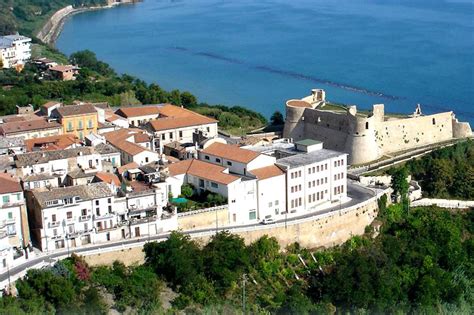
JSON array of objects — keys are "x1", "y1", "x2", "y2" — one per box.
[{"x1": 36, "y1": 2, "x2": 130, "y2": 46}]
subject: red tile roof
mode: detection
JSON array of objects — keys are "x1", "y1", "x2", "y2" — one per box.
[
  {"x1": 24, "y1": 134, "x2": 79, "y2": 152},
  {"x1": 250, "y1": 165, "x2": 285, "y2": 180},
  {"x1": 94, "y1": 172, "x2": 121, "y2": 186},
  {"x1": 147, "y1": 104, "x2": 217, "y2": 132},
  {"x1": 201, "y1": 142, "x2": 261, "y2": 164},
  {"x1": 118, "y1": 162, "x2": 139, "y2": 174},
  {"x1": 0, "y1": 173, "x2": 22, "y2": 194},
  {"x1": 0, "y1": 119, "x2": 61, "y2": 136},
  {"x1": 168, "y1": 159, "x2": 239, "y2": 185},
  {"x1": 115, "y1": 105, "x2": 161, "y2": 118}
]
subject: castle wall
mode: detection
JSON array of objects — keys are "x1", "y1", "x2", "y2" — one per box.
[
  {"x1": 452, "y1": 119, "x2": 473, "y2": 138},
  {"x1": 375, "y1": 112, "x2": 454, "y2": 155},
  {"x1": 283, "y1": 105, "x2": 306, "y2": 140}
]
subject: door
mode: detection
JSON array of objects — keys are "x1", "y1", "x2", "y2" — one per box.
[{"x1": 135, "y1": 227, "x2": 140, "y2": 237}]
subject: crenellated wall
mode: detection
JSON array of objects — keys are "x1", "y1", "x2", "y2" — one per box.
[{"x1": 283, "y1": 89, "x2": 473, "y2": 165}]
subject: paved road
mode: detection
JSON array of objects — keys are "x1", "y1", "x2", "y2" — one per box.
[{"x1": 0, "y1": 181, "x2": 379, "y2": 284}]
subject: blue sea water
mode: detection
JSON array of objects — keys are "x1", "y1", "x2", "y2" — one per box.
[{"x1": 56, "y1": 0, "x2": 474, "y2": 123}]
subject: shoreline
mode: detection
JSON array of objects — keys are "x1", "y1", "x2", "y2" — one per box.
[{"x1": 36, "y1": 2, "x2": 132, "y2": 46}]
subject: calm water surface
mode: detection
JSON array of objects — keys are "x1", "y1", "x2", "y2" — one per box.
[{"x1": 56, "y1": 0, "x2": 474, "y2": 123}]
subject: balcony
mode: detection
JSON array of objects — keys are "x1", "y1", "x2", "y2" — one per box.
[
  {"x1": 128, "y1": 204, "x2": 157, "y2": 214},
  {"x1": 79, "y1": 214, "x2": 91, "y2": 222},
  {"x1": 49, "y1": 221, "x2": 60, "y2": 228},
  {"x1": 0, "y1": 219, "x2": 15, "y2": 228},
  {"x1": 129, "y1": 216, "x2": 156, "y2": 225},
  {"x1": 93, "y1": 212, "x2": 115, "y2": 220}
]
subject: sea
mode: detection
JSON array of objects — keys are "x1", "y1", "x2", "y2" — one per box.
[{"x1": 56, "y1": 0, "x2": 474, "y2": 123}]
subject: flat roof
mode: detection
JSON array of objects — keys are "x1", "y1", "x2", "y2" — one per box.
[
  {"x1": 295, "y1": 139, "x2": 322, "y2": 146},
  {"x1": 276, "y1": 149, "x2": 346, "y2": 168}
]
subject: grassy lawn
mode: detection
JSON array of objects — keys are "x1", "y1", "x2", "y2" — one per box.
[{"x1": 31, "y1": 44, "x2": 69, "y2": 64}]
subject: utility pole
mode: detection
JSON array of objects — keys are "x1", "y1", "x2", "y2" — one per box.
[
  {"x1": 242, "y1": 273, "x2": 247, "y2": 314},
  {"x1": 215, "y1": 203, "x2": 218, "y2": 235}
]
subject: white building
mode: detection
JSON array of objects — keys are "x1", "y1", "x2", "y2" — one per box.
[
  {"x1": 15, "y1": 146, "x2": 111, "y2": 189},
  {"x1": 168, "y1": 159, "x2": 259, "y2": 225},
  {"x1": 275, "y1": 140, "x2": 348, "y2": 216},
  {"x1": 0, "y1": 35, "x2": 31, "y2": 69},
  {"x1": 115, "y1": 105, "x2": 161, "y2": 127},
  {"x1": 198, "y1": 142, "x2": 276, "y2": 176},
  {"x1": 25, "y1": 182, "x2": 177, "y2": 252},
  {"x1": 0, "y1": 174, "x2": 29, "y2": 272}
]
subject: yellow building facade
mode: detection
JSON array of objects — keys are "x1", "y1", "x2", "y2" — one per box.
[{"x1": 54, "y1": 104, "x2": 99, "y2": 140}]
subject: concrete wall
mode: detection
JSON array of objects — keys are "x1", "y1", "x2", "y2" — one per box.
[
  {"x1": 177, "y1": 207, "x2": 229, "y2": 230},
  {"x1": 84, "y1": 246, "x2": 145, "y2": 267}
]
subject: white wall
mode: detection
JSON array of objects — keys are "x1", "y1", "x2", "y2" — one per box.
[{"x1": 256, "y1": 174, "x2": 286, "y2": 221}]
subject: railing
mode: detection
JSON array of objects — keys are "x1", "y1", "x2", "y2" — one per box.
[
  {"x1": 48, "y1": 221, "x2": 60, "y2": 228},
  {"x1": 79, "y1": 215, "x2": 91, "y2": 222}
]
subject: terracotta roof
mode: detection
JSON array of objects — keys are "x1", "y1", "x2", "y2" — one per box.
[
  {"x1": 103, "y1": 128, "x2": 154, "y2": 156},
  {"x1": 118, "y1": 162, "x2": 139, "y2": 174},
  {"x1": 0, "y1": 119, "x2": 61, "y2": 136},
  {"x1": 168, "y1": 159, "x2": 239, "y2": 185},
  {"x1": 146, "y1": 104, "x2": 217, "y2": 132},
  {"x1": 250, "y1": 165, "x2": 284, "y2": 180},
  {"x1": 24, "y1": 134, "x2": 79, "y2": 152},
  {"x1": 201, "y1": 142, "x2": 261, "y2": 164},
  {"x1": 287, "y1": 100, "x2": 312, "y2": 108},
  {"x1": 94, "y1": 172, "x2": 121, "y2": 186},
  {"x1": 55, "y1": 104, "x2": 97, "y2": 117},
  {"x1": 115, "y1": 105, "x2": 161, "y2": 118},
  {"x1": 133, "y1": 133, "x2": 151, "y2": 143},
  {"x1": 42, "y1": 101, "x2": 61, "y2": 108},
  {"x1": 49, "y1": 65, "x2": 79, "y2": 72},
  {"x1": 0, "y1": 173, "x2": 22, "y2": 194},
  {"x1": 112, "y1": 140, "x2": 147, "y2": 156}
]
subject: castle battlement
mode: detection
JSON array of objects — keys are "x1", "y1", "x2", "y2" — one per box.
[{"x1": 283, "y1": 89, "x2": 472, "y2": 165}]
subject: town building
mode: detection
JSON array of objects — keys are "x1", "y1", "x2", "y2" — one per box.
[
  {"x1": 115, "y1": 105, "x2": 161, "y2": 127},
  {"x1": 103, "y1": 128, "x2": 158, "y2": 166},
  {"x1": 48, "y1": 65, "x2": 80, "y2": 81},
  {"x1": 0, "y1": 136, "x2": 25, "y2": 155},
  {"x1": 0, "y1": 118, "x2": 62, "y2": 140},
  {"x1": 0, "y1": 35, "x2": 31, "y2": 69},
  {"x1": 52, "y1": 104, "x2": 99, "y2": 140},
  {"x1": 274, "y1": 140, "x2": 348, "y2": 216},
  {"x1": 25, "y1": 181, "x2": 177, "y2": 252},
  {"x1": 24, "y1": 134, "x2": 80, "y2": 152},
  {"x1": 0, "y1": 174, "x2": 29, "y2": 272},
  {"x1": 15, "y1": 146, "x2": 109, "y2": 190},
  {"x1": 168, "y1": 159, "x2": 259, "y2": 225},
  {"x1": 145, "y1": 105, "x2": 218, "y2": 149}
]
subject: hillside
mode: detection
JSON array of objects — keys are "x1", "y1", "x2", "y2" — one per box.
[{"x1": 0, "y1": 0, "x2": 106, "y2": 37}]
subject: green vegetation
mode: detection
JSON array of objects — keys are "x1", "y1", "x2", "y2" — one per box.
[
  {"x1": 387, "y1": 140, "x2": 474, "y2": 200},
  {"x1": 270, "y1": 110, "x2": 284, "y2": 125},
  {"x1": 173, "y1": 184, "x2": 227, "y2": 212},
  {"x1": 0, "y1": 49, "x2": 267, "y2": 134},
  {"x1": 0, "y1": 0, "x2": 106, "y2": 37},
  {"x1": 2, "y1": 204, "x2": 472, "y2": 313}
]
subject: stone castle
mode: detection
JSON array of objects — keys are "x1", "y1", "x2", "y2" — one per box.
[{"x1": 283, "y1": 89, "x2": 472, "y2": 165}]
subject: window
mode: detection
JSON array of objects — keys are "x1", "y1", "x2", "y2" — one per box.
[
  {"x1": 179, "y1": 131, "x2": 183, "y2": 138},
  {"x1": 81, "y1": 209, "x2": 87, "y2": 216},
  {"x1": 67, "y1": 121, "x2": 73, "y2": 131},
  {"x1": 53, "y1": 228, "x2": 57, "y2": 236},
  {"x1": 8, "y1": 212, "x2": 13, "y2": 219},
  {"x1": 227, "y1": 161, "x2": 232, "y2": 166},
  {"x1": 206, "y1": 127, "x2": 210, "y2": 132},
  {"x1": 2, "y1": 195, "x2": 10, "y2": 204},
  {"x1": 96, "y1": 208, "x2": 100, "y2": 216},
  {"x1": 108, "y1": 206, "x2": 112, "y2": 213},
  {"x1": 145, "y1": 157, "x2": 149, "y2": 163},
  {"x1": 199, "y1": 179, "x2": 204, "y2": 188},
  {"x1": 211, "y1": 182, "x2": 218, "y2": 188},
  {"x1": 298, "y1": 170, "x2": 301, "y2": 177},
  {"x1": 275, "y1": 200, "x2": 279, "y2": 206},
  {"x1": 432, "y1": 118, "x2": 436, "y2": 125},
  {"x1": 169, "y1": 132, "x2": 173, "y2": 139},
  {"x1": 249, "y1": 210, "x2": 257, "y2": 220},
  {"x1": 67, "y1": 211, "x2": 72, "y2": 219},
  {"x1": 52, "y1": 214, "x2": 56, "y2": 222},
  {"x1": 108, "y1": 198, "x2": 111, "y2": 203},
  {"x1": 205, "y1": 155, "x2": 210, "y2": 160},
  {"x1": 216, "y1": 158, "x2": 221, "y2": 163},
  {"x1": 268, "y1": 202, "x2": 273, "y2": 207},
  {"x1": 78, "y1": 120, "x2": 83, "y2": 130},
  {"x1": 95, "y1": 200, "x2": 99, "y2": 206},
  {"x1": 365, "y1": 122, "x2": 369, "y2": 129},
  {"x1": 84, "y1": 223, "x2": 88, "y2": 231},
  {"x1": 161, "y1": 134, "x2": 165, "y2": 140},
  {"x1": 88, "y1": 119, "x2": 93, "y2": 128}
]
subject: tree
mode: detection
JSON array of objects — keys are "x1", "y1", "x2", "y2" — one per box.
[
  {"x1": 180, "y1": 91, "x2": 197, "y2": 108},
  {"x1": 270, "y1": 111, "x2": 284, "y2": 125},
  {"x1": 180, "y1": 184, "x2": 194, "y2": 198}
]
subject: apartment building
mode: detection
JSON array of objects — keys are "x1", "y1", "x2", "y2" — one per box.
[
  {"x1": 52, "y1": 104, "x2": 99, "y2": 140},
  {"x1": 168, "y1": 159, "x2": 258, "y2": 224},
  {"x1": 25, "y1": 180, "x2": 177, "y2": 252},
  {"x1": 145, "y1": 104, "x2": 218, "y2": 148},
  {"x1": 104, "y1": 128, "x2": 158, "y2": 166},
  {"x1": 199, "y1": 142, "x2": 276, "y2": 176},
  {"x1": 15, "y1": 146, "x2": 108, "y2": 190},
  {"x1": 0, "y1": 118, "x2": 62, "y2": 140},
  {"x1": 275, "y1": 140, "x2": 348, "y2": 216},
  {"x1": 115, "y1": 105, "x2": 161, "y2": 127},
  {"x1": 0, "y1": 35, "x2": 31, "y2": 69},
  {"x1": 0, "y1": 174, "x2": 29, "y2": 272}
]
